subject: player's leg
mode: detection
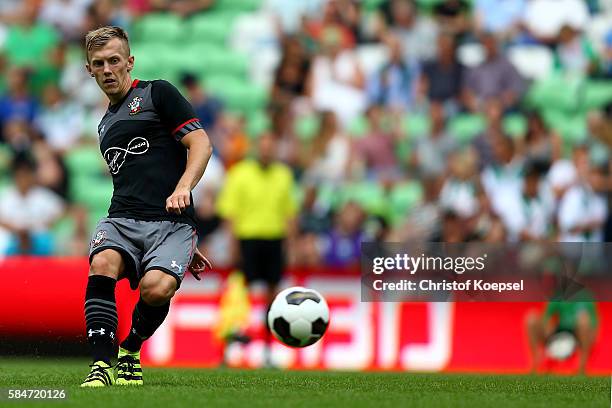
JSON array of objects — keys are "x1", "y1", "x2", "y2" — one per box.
[
  {"x1": 82, "y1": 249, "x2": 125, "y2": 387},
  {"x1": 525, "y1": 310, "x2": 546, "y2": 373},
  {"x1": 262, "y1": 239, "x2": 284, "y2": 367},
  {"x1": 575, "y1": 310, "x2": 595, "y2": 374},
  {"x1": 116, "y1": 221, "x2": 195, "y2": 385},
  {"x1": 115, "y1": 270, "x2": 176, "y2": 386}
]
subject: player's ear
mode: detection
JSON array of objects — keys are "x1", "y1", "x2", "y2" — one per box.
[
  {"x1": 127, "y1": 55, "x2": 134, "y2": 72},
  {"x1": 85, "y1": 63, "x2": 93, "y2": 77}
]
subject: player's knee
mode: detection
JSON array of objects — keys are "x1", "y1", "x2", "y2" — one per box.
[
  {"x1": 90, "y1": 253, "x2": 120, "y2": 278},
  {"x1": 140, "y1": 279, "x2": 176, "y2": 306}
]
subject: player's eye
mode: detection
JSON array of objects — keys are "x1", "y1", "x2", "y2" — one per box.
[{"x1": 110, "y1": 58, "x2": 119, "y2": 64}]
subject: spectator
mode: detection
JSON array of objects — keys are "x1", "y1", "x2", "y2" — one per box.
[
  {"x1": 391, "y1": 176, "x2": 443, "y2": 241},
  {"x1": 149, "y1": 0, "x2": 214, "y2": 17},
  {"x1": 553, "y1": 25, "x2": 600, "y2": 76},
  {"x1": 4, "y1": 1, "x2": 59, "y2": 67},
  {"x1": 376, "y1": 0, "x2": 439, "y2": 61},
  {"x1": 497, "y1": 161, "x2": 554, "y2": 241},
  {"x1": 305, "y1": 0, "x2": 357, "y2": 49},
  {"x1": 272, "y1": 36, "x2": 312, "y2": 104},
  {"x1": 463, "y1": 32, "x2": 525, "y2": 113},
  {"x1": 0, "y1": 67, "x2": 38, "y2": 141},
  {"x1": 354, "y1": 105, "x2": 400, "y2": 180},
  {"x1": 33, "y1": 83, "x2": 85, "y2": 152},
  {"x1": 410, "y1": 102, "x2": 457, "y2": 178},
  {"x1": 557, "y1": 145, "x2": 608, "y2": 242},
  {"x1": 472, "y1": 98, "x2": 504, "y2": 169},
  {"x1": 439, "y1": 147, "x2": 481, "y2": 219},
  {"x1": 517, "y1": 111, "x2": 562, "y2": 165},
  {"x1": 601, "y1": 29, "x2": 612, "y2": 78},
  {"x1": 319, "y1": 200, "x2": 366, "y2": 267},
  {"x1": 0, "y1": 153, "x2": 65, "y2": 255},
  {"x1": 180, "y1": 73, "x2": 223, "y2": 132},
  {"x1": 309, "y1": 26, "x2": 366, "y2": 127},
  {"x1": 433, "y1": 0, "x2": 472, "y2": 39},
  {"x1": 420, "y1": 32, "x2": 465, "y2": 110},
  {"x1": 39, "y1": 0, "x2": 91, "y2": 42},
  {"x1": 302, "y1": 110, "x2": 351, "y2": 185},
  {"x1": 366, "y1": 35, "x2": 420, "y2": 111},
  {"x1": 481, "y1": 135, "x2": 524, "y2": 216}
]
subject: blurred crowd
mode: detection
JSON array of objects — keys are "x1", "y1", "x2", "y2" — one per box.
[{"x1": 0, "y1": 0, "x2": 611, "y2": 269}]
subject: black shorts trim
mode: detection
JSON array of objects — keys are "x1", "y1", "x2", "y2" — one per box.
[
  {"x1": 89, "y1": 245, "x2": 139, "y2": 289},
  {"x1": 143, "y1": 266, "x2": 182, "y2": 290}
]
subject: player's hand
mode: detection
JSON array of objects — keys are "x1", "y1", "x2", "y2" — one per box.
[
  {"x1": 166, "y1": 187, "x2": 191, "y2": 214},
  {"x1": 188, "y1": 247, "x2": 212, "y2": 280}
]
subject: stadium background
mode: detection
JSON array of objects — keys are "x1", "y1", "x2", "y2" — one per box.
[{"x1": 0, "y1": 0, "x2": 612, "y2": 375}]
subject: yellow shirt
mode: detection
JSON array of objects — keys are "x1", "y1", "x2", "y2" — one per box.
[{"x1": 217, "y1": 159, "x2": 297, "y2": 239}]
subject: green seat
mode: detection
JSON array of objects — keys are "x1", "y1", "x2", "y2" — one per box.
[
  {"x1": 294, "y1": 115, "x2": 321, "y2": 141},
  {"x1": 132, "y1": 14, "x2": 182, "y2": 43},
  {"x1": 388, "y1": 181, "x2": 424, "y2": 226},
  {"x1": 526, "y1": 73, "x2": 584, "y2": 112},
  {"x1": 246, "y1": 110, "x2": 271, "y2": 138},
  {"x1": 188, "y1": 14, "x2": 235, "y2": 44},
  {"x1": 347, "y1": 115, "x2": 370, "y2": 138},
  {"x1": 214, "y1": 0, "x2": 261, "y2": 12},
  {"x1": 71, "y1": 176, "x2": 113, "y2": 212},
  {"x1": 339, "y1": 182, "x2": 385, "y2": 215},
  {"x1": 65, "y1": 146, "x2": 104, "y2": 178},
  {"x1": 542, "y1": 110, "x2": 587, "y2": 146},
  {"x1": 448, "y1": 114, "x2": 485, "y2": 144},
  {"x1": 402, "y1": 114, "x2": 430, "y2": 140},
  {"x1": 204, "y1": 75, "x2": 267, "y2": 114},
  {"x1": 502, "y1": 114, "x2": 527, "y2": 138},
  {"x1": 583, "y1": 80, "x2": 612, "y2": 110}
]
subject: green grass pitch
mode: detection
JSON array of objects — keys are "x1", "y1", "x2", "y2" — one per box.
[{"x1": 0, "y1": 358, "x2": 608, "y2": 408}]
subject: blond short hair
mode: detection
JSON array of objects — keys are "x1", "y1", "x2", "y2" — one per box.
[{"x1": 85, "y1": 26, "x2": 130, "y2": 62}]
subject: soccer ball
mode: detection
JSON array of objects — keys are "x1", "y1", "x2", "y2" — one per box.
[{"x1": 267, "y1": 286, "x2": 329, "y2": 348}]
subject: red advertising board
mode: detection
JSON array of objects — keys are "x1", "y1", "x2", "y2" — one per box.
[{"x1": 1, "y1": 257, "x2": 610, "y2": 374}]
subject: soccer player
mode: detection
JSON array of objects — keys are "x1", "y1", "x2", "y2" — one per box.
[{"x1": 81, "y1": 26, "x2": 212, "y2": 387}]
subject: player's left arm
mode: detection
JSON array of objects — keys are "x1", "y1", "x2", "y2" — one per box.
[
  {"x1": 166, "y1": 129, "x2": 213, "y2": 214},
  {"x1": 151, "y1": 79, "x2": 213, "y2": 214}
]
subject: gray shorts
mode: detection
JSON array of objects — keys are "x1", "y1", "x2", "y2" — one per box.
[{"x1": 88, "y1": 217, "x2": 197, "y2": 289}]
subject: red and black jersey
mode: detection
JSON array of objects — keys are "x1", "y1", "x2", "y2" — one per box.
[{"x1": 97, "y1": 79, "x2": 202, "y2": 227}]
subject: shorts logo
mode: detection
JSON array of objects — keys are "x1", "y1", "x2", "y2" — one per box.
[
  {"x1": 103, "y1": 137, "x2": 149, "y2": 174},
  {"x1": 91, "y1": 230, "x2": 107, "y2": 248},
  {"x1": 128, "y1": 96, "x2": 143, "y2": 115}
]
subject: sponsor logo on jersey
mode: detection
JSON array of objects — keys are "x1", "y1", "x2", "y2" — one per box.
[
  {"x1": 103, "y1": 137, "x2": 150, "y2": 174},
  {"x1": 128, "y1": 96, "x2": 143, "y2": 115}
]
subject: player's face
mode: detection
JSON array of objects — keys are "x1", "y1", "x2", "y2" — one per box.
[{"x1": 87, "y1": 38, "x2": 134, "y2": 99}]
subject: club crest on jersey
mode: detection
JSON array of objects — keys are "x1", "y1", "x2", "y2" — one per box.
[
  {"x1": 128, "y1": 96, "x2": 143, "y2": 115},
  {"x1": 91, "y1": 230, "x2": 107, "y2": 248}
]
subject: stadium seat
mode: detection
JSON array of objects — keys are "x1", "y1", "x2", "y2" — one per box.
[
  {"x1": 340, "y1": 182, "x2": 386, "y2": 215},
  {"x1": 214, "y1": 0, "x2": 262, "y2": 12},
  {"x1": 388, "y1": 181, "x2": 424, "y2": 226},
  {"x1": 188, "y1": 13, "x2": 236, "y2": 45},
  {"x1": 204, "y1": 75, "x2": 267, "y2": 115},
  {"x1": 347, "y1": 115, "x2": 370, "y2": 138},
  {"x1": 457, "y1": 42, "x2": 485, "y2": 68},
  {"x1": 526, "y1": 73, "x2": 584, "y2": 112},
  {"x1": 542, "y1": 110, "x2": 587, "y2": 145},
  {"x1": 583, "y1": 80, "x2": 612, "y2": 110},
  {"x1": 502, "y1": 114, "x2": 527, "y2": 138},
  {"x1": 294, "y1": 115, "x2": 321, "y2": 141},
  {"x1": 131, "y1": 13, "x2": 182, "y2": 43},
  {"x1": 64, "y1": 146, "x2": 105, "y2": 178},
  {"x1": 402, "y1": 114, "x2": 430, "y2": 140},
  {"x1": 507, "y1": 45, "x2": 554, "y2": 80},
  {"x1": 70, "y1": 176, "x2": 113, "y2": 212},
  {"x1": 448, "y1": 114, "x2": 486, "y2": 143},
  {"x1": 246, "y1": 110, "x2": 271, "y2": 138}
]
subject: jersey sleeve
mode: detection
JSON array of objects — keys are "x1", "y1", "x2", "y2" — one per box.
[{"x1": 151, "y1": 80, "x2": 203, "y2": 141}]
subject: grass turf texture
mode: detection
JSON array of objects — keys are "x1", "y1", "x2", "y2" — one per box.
[{"x1": 0, "y1": 358, "x2": 608, "y2": 408}]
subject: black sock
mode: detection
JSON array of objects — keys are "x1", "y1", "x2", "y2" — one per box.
[
  {"x1": 120, "y1": 298, "x2": 170, "y2": 352},
  {"x1": 85, "y1": 275, "x2": 117, "y2": 365}
]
